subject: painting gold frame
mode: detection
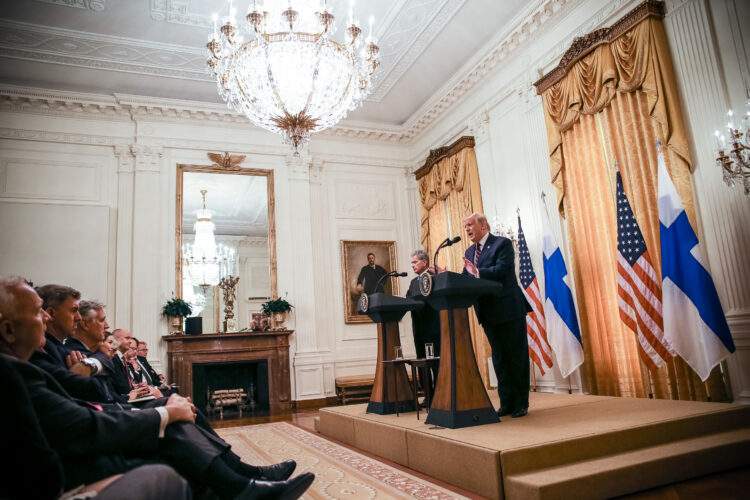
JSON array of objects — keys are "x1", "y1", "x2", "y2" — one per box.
[
  {"x1": 340, "y1": 240, "x2": 398, "y2": 324},
  {"x1": 175, "y1": 161, "x2": 277, "y2": 305}
]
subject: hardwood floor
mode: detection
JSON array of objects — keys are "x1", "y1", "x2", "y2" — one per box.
[{"x1": 209, "y1": 405, "x2": 322, "y2": 431}]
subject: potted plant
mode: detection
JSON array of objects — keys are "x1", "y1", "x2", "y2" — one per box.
[
  {"x1": 260, "y1": 295, "x2": 293, "y2": 330},
  {"x1": 162, "y1": 296, "x2": 193, "y2": 334}
]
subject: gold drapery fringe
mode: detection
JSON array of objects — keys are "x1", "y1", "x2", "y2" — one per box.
[
  {"x1": 535, "y1": 2, "x2": 727, "y2": 401},
  {"x1": 416, "y1": 140, "x2": 492, "y2": 387}
]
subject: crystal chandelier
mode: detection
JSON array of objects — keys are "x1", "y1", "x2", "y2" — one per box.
[
  {"x1": 183, "y1": 190, "x2": 236, "y2": 291},
  {"x1": 206, "y1": 0, "x2": 381, "y2": 154},
  {"x1": 713, "y1": 101, "x2": 750, "y2": 197}
]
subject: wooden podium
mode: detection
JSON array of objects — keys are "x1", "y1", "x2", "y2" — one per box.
[
  {"x1": 419, "y1": 271, "x2": 501, "y2": 428},
  {"x1": 359, "y1": 293, "x2": 423, "y2": 415}
]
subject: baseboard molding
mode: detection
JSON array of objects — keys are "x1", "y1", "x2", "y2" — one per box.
[{"x1": 295, "y1": 396, "x2": 338, "y2": 410}]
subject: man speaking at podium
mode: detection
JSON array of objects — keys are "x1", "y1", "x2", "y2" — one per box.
[{"x1": 462, "y1": 212, "x2": 531, "y2": 418}]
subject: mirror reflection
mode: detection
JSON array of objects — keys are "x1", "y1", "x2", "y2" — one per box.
[{"x1": 179, "y1": 169, "x2": 272, "y2": 333}]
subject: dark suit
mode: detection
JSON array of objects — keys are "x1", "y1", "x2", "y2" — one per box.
[
  {"x1": 4, "y1": 354, "x2": 231, "y2": 491},
  {"x1": 406, "y1": 271, "x2": 442, "y2": 401},
  {"x1": 138, "y1": 355, "x2": 162, "y2": 385},
  {"x1": 464, "y1": 233, "x2": 531, "y2": 412},
  {"x1": 30, "y1": 333, "x2": 114, "y2": 403},
  {"x1": 357, "y1": 264, "x2": 388, "y2": 294},
  {"x1": 406, "y1": 272, "x2": 441, "y2": 359}
]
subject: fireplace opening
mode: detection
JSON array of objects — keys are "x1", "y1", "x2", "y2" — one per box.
[{"x1": 192, "y1": 360, "x2": 269, "y2": 419}]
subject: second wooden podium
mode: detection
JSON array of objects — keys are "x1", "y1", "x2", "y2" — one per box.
[
  {"x1": 358, "y1": 292, "x2": 423, "y2": 415},
  {"x1": 417, "y1": 271, "x2": 502, "y2": 428}
]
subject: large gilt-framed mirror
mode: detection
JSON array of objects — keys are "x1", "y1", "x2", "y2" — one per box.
[{"x1": 176, "y1": 157, "x2": 276, "y2": 333}]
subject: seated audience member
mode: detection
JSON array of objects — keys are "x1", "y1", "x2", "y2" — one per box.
[
  {"x1": 64, "y1": 299, "x2": 109, "y2": 354},
  {"x1": 31, "y1": 285, "x2": 112, "y2": 402},
  {"x1": 0, "y1": 276, "x2": 315, "y2": 500},
  {"x1": 260, "y1": 317, "x2": 271, "y2": 331},
  {"x1": 97, "y1": 331, "x2": 120, "y2": 359},
  {"x1": 136, "y1": 340, "x2": 177, "y2": 395},
  {"x1": 249, "y1": 319, "x2": 261, "y2": 332},
  {"x1": 1, "y1": 353, "x2": 190, "y2": 499}
]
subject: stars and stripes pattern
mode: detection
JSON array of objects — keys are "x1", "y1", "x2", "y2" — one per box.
[
  {"x1": 616, "y1": 167, "x2": 675, "y2": 370},
  {"x1": 518, "y1": 215, "x2": 554, "y2": 375}
]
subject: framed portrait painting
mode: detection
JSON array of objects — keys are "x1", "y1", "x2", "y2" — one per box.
[{"x1": 340, "y1": 240, "x2": 398, "y2": 324}]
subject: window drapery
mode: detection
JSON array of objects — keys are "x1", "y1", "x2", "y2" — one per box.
[
  {"x1": 534, "y1": 1, "x2": 728, "y2": 400},
  {"x1": 416, "y1": 138, "x2": 493, "y2": 386}
]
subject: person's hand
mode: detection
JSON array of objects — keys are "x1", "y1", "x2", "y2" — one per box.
[
  {"x1": 165, "y1": 394, "x2": 196, "y2": 423},
  {"x1": 128, "y1": 385, "x2": 150, "y2": 400},
  {"x1": 67, "y1": 352, "x2": 93, "y2": 376},
  {"x1": 149, "y1": 386, "x2": 164, "y2": 398},
  {"x1": 429, "y1": 265, "x2": 446, "y2": 274},
  {"x1": 158, "y1": 374, "x2": 166, "y2": 382},
  {"x1": 463, "y1": 257, "x2": 479, "y2": 278},
  {"x1": 356, "y1": 284, "x2": 363, "y2": 293}
]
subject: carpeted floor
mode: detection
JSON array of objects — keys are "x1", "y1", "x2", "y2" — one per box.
[{"x1": 217, "y1": 421, "x2": 471, "y2": 499}]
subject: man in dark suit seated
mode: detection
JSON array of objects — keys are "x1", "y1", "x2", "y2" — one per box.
[
  {"x1": 31, "y1": 285, "x2": 113, "y2": 402},
  {"x1": 405, "y1": 249, "x2": 441, "y2": 405},
  {"x1": 462, "y1": 213, "x2": 532, "y2": 419},
  {"x1": 0, "y1": 276, "x2": 315, "y2": 500},
  {"x1": 0, "y1": 352, "x2": 191, "y2": 500}
]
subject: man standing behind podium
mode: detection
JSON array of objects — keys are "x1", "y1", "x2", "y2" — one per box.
[
  {"x1": 406, "y1": 250, "x2": 441, "y2": 403},
  {"x1": 462, "y1": 212, "x2": 531, "y2": 418}
]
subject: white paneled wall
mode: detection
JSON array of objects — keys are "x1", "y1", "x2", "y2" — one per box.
[{"x1": 1, "y1": 0, "x2": 748, "y2": 403}]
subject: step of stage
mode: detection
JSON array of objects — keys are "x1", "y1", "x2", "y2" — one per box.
[
  {"x1": 317, "y1": 393, "x2": 750, "y2": 499},
  {"x1": 504, "y1": 427, "x2": 750, "y2": 500}
]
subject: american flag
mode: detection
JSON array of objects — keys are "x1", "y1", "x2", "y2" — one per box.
[
  {"x1": 616, "y1": 167, "x2": 675, "y2": 370},
  {"x1": 518, "y1": 215, "x2": 554, "y2": 375}
]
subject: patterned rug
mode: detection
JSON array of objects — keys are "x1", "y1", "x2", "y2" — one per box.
[{"x1": 217, "y1": 421, "x2": 469, "y2": 499}]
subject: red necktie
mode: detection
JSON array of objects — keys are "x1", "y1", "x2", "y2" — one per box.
[{"x1": 474, "y1": 242, "x2": 482, "y2": 265}]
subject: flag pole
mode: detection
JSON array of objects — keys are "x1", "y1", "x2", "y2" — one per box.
[
  {"x1": 720, "y1": 360, "x2": 733, "y2": 402},
  {"x1": 531, "y1": 363, "x2": 537, "y2": 392},
  {"x1": 704, "y1": 380, "x2": 712, "y2": 402},
  {"x1": 567, "y1": 375, "x2": 572, "y2": 395}
]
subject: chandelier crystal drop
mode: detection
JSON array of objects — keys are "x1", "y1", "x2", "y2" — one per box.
[
  {"x1": 206, "y1": 0, "x2": 380, "y2": 154},
  {"x1": 183, "y1": 190, "x2": 236, "y2": 291},
  {"x1": 713, "y1": 101, "x2": 750, "y2": 197}
]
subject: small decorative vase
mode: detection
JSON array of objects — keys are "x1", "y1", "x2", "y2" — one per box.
[
  {"x1": 271, "y1": 311, "x2": 287, "y2": 330},
  {"x1": 170, "y1": 316, "x2": 183, "y2": 334}
]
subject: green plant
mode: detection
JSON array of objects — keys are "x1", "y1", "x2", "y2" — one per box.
[
  {"x1": 261, "y1": 295, "x2": 293, "y2": 315},
  {"x1": 162, "y1": 297, "x2": 193, "y2": 318}
]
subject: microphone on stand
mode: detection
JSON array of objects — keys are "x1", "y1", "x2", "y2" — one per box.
[
  {"x1": 433, "y1": 236, "x2": 462, "y2": 273},
  {"x1": 374, "y1": 270, "x2": 408, "y2": 293}
]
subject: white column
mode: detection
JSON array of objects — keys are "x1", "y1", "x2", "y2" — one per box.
[
  {"x1": 467, "y1": 109, "x2": 496, "y2": 211},
  {"x1": 130, "y1": 145, "x2": 165, "y2": 352},
  {"x1": 664, "y1": 0, "x2": 750, "y2": 403},
  {"x1": 113, "y1": 145, "x2": 135, "y2": 330},
  {"x1": 287, "y1": 154, "x2": 335, "y2": 400}
]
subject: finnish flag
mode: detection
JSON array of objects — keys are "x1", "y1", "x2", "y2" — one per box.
[
  {"x1": 541, "y1": 199, "x2": 584, "y2": 378},
  {"x1": 657, "y1": 145, "x2": 735, "y2": 381}
]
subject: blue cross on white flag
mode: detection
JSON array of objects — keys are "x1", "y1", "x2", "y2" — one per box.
[
  {"x1": 541, "y1": 197, "x2": 584, "y2": 378},
  {"x1": 657, "y1": 144, "x2": 735, "y2": 381}
]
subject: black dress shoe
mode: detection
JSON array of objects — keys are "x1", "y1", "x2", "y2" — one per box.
[
  {"x1": 496, "y1": 407, "x2": 512, "y2": 417},
  {"x1": 256, "y1": 460, "x2": 296, "y2": 481},
  {"x1": 511, "y1": 408, "x2": 528, "y2": 418},
  {"x1": 238, "y1": 472, "x2": 315, "y2": 500}
]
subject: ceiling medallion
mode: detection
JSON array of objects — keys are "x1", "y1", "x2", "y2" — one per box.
[{"x1": 206, "y1": 0, "x2": 381, "y2": 155}]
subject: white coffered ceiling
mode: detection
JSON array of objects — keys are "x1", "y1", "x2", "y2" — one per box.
[{"x1": 0, "y1": 0, "x2": 529, "y2": 127}]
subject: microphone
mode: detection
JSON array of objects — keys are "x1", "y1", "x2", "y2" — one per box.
[
  {"x1": 433, "y1": 235, "x2": 462, "y2": 273},
  {"x1": 374, "y1": 271, "x2": 407, "y2": 293}
]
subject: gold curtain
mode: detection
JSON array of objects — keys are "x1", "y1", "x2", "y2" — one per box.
[
  {"x1": 417, "y1": 144, "x2": 493, "y2": 386},
  {"x1": 538, "y1": 9, "x2": 728, "y2": 400}
]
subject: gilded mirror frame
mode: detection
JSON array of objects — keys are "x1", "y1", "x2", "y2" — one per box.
[{"x1": 175, "y1": 162, "x2": 277, "y2": 303}]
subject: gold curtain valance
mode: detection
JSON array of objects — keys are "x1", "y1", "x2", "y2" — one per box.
[{"x1": 534, "y1": 0, "x2": 691, "y2": 216}]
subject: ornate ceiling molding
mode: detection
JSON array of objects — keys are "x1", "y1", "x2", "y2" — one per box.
[
  {"x1": 0, "y1": 20, "x2": 207, "y2": 81},
  {"x1": 367, "y1": 0, "x2": 465, "y2": 103},
  {"x1": 36, "y1": 0, "x2": 107, "y2": 11}
]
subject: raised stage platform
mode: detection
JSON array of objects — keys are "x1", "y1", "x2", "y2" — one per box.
[{"x1": 316, "y1": 392, "x2": 750, "y2": 499}]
